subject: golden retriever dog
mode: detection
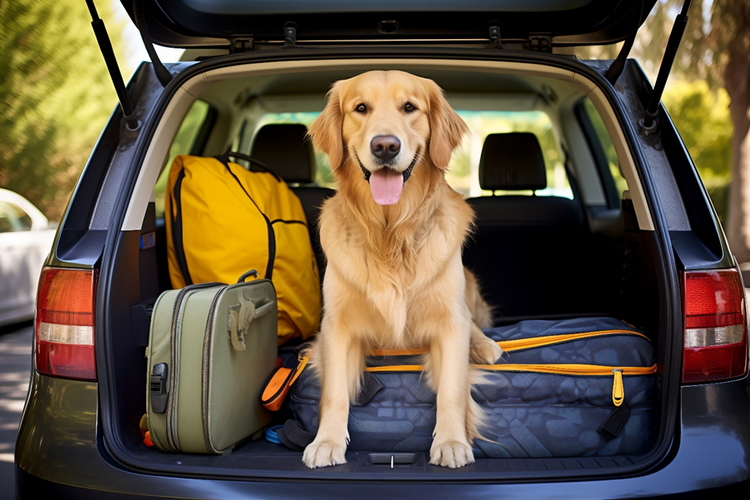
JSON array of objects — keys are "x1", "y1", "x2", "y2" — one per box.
[{"x1": 304, "y1": 70, "x2": 503, "y2": 469}]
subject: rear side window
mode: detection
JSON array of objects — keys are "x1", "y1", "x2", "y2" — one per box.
[
  {"x1": 577, "y1": 98, "x2": 626, "y2": 208},
  {"x1": 154, "y1": 100, "x2": 214, "y2": 217}
]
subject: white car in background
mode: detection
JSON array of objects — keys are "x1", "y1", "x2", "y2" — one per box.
[{"x1": 0, "y1": 188, "x2": 56, "y2": 327}]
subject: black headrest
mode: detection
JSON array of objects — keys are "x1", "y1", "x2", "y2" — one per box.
[
  {"x1": 479, "y1": 133, "x2": 547, "y2": 191},
  {"x1": 250, "y1": 124, "x2": 316, "y2": 183}
]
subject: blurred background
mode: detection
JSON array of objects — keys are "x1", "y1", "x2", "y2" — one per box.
[{"x1": 0, "y1": 0, "x2": 748, "y2": 260}]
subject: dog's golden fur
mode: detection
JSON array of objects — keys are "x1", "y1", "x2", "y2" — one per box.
[{"x1": 304, "y1": 70, "x2": 502, "y2": 469}]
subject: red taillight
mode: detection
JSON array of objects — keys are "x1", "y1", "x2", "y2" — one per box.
[
  {"x1": 682, "y1": 269, "x2": 747, "y2": 383},
  {"x1": 35, "y1": 267, "x2": 97, "y2": 381}
]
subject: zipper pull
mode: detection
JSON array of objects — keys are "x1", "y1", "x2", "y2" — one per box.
[{"x1": 612, "y1": 369, "x2": 624, "y2": 407}]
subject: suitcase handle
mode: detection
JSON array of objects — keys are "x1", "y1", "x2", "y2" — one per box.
[
  {"x1": 237, "y1": 269, "x2": 259, "y2": 283},
  {"x1": 229, "y1": 297, "x2": 275, "y2": 351}
]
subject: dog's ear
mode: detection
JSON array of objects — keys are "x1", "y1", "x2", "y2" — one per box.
[
  {"x1": 426, "y1": 80, "x2": 469, "y2": 169},
  {"x1": 309, "y1": 82, "x2": 344, "y2": 171}
]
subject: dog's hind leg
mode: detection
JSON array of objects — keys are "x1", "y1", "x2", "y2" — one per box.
[
  {"x1": 469, "y1": 322, "x2": 504, "y2": 365},
  {"x1": 464, "y1": 268, "x2": 504, "y2": 364}
]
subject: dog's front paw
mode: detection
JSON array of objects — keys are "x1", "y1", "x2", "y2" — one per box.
[
  {"x1": 302, "y1": 439, "x2": 348, "y2": 468},
  {"x1": 429, "y1": 440, "x2": 475, "y2": 468},
  {"x1": 470, "y1": 335, "x2": 504, "y2": 365}
]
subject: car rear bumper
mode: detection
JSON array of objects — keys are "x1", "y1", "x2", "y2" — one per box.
[{"x1": 15, "y1": 372, "x2": 750, "y2": 499}]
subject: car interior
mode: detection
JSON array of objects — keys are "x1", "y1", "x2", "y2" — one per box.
[{"x1": 108, "y1": 61, "x2": 666, "y2": 476}]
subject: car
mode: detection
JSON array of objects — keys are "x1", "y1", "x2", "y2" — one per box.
[
  {"x1": 15, "y1": 0, "x2": 750, "y2": 498},
  {"x1": 0, "y1": 188, "x2": 56, "y2": 328}
]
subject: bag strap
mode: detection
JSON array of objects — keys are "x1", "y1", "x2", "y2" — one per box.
[
  {"x1": 213, "y1": 156, "x2": 276, "y2": 281},
  {"x1": 170, "y1": 167, "x2": 193, "y2": 285},
  {"x1": 228, "y1": 294, "x2": 276, "y2": 352},
  {"x1": 215, "y1": 151, "x2": 281, "y2": 182}
]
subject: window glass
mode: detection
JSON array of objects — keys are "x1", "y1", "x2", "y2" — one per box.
[
  {"x1": 448, "y1": 111, "x2": 571, "y2": 198},
  {"x1": 255, "y1": 110, "x2": 570, "y2": 198},
  {"x1": 0, "y1": 202, "x2": 14, "y2": 233},
  {"x1": 580, "y1": 98, "x2": 627, "y2": 198},
  {"x1": 255, "y1": 112, "x2": 335, "y2": 186},
  {"x1": 0, "y1": 201, "x2": 32, "y2": 232},
  {"x1": 154, "y1": 100, "x2": 212, "y2": 217}
]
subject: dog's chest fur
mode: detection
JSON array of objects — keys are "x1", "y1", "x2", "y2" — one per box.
[{"x1": 321, "y1": 188, "x2": 473, "y2": 346}]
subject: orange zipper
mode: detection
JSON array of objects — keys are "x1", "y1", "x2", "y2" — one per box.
[
  {"x1": 366, "y1": 363, "x2": 656, "y2": 407},
  {"x1": 288, "y1": 331, "x2": 653, "y2": 407},
  {"x1": 370, "y1": 329, "x2": 649, "y2": 357}
]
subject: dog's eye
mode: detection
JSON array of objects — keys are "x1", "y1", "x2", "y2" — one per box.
[
  {"x1": 355, "y1": 103, "x2": 367, "y2": 113},
  {"x1": 404, "y1": 102, "x2": 417, "y2": 113}
]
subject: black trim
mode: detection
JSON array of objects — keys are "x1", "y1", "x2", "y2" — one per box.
[
  {"x1": 171, "y1": 168, "x2": 193, "y2": 285},
  {"x1": 125, "y1": 0, "x2": 657, "y2": 49},
  {"x1": 215, "y1": 157, "x2": 276, "y2": 281}
]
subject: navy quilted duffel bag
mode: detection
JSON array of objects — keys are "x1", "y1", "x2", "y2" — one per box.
[{"x1": 273, "y1": 317, "x2": 656, "y2": 458}]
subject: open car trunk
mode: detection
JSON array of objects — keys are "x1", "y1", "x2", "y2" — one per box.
[{"x1": 97, "y1": 50, "x2": 681, "y2": 481}]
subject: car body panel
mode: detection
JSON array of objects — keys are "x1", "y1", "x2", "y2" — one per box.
[{"x1": 15, "y1": 372, "x2": 750, "y2": 498}]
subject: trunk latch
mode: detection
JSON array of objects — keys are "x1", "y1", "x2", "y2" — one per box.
[
  {"x1": 150, "y1": 363, "x2": 169, "y2": 414},
  {"x1": 527, "y1": 34, "x2": 552, "y2": 52}
]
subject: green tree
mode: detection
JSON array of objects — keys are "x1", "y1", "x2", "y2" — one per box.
[
  {"x1": 0, "y1": 0, "x2": 128, "y2": 220},
  {"x1": 662, "y1": 80, "x2": 733, "y2": 220},
  {"x1": 627, "y1": 1, "x2": 750, "y2": 261}
]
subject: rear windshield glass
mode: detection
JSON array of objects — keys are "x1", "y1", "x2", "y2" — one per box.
[{"x1": 253, "y1": 110, "x2": 572, "y2": 199}]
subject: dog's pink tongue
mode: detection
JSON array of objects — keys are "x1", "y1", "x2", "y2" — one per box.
[{"x1": 370, "y1": 169, "x2": 403, "y2": 205}]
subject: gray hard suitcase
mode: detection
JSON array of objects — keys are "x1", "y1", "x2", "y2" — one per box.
[{"x1": 146, "y1": 270, "x2": 277, "y2": 454}]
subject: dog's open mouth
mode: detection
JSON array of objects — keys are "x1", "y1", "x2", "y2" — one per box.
[{"x1": 354, "y1": 149, "x2": 419, "y2": 206}]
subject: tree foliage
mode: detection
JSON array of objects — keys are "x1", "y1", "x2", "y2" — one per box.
[
  {"x1": 662, "y1": 80, "x2": 733, "y2": 220},
  {"x1": 0, "y1": 0, "x2": 128, "y2": 220},
  {"x1": 662, "y1": 81, "x2": 732, "y2": 180}
]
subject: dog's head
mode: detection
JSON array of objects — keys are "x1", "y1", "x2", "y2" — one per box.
[{"x1": 309, "y1": 71, "x2": 468, "y2": 206}]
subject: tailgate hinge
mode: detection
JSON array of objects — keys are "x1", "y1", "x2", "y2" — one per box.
[
  {"x1": 527, "y1": 33, "x2": 552, "y2": 52},
  {"x1": 230, "y1": 37, "x2": 255, "y2": 53},
  {"x1": 489, "y1": 25, "x2": 503, "y2": 49}
]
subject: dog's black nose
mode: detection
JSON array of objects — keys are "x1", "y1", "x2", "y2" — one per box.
[{"x1": 370, "y1": 135, "x2": 401, "y2": 161}]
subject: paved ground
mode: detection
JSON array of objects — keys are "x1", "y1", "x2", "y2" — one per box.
[{"x1": 0, "y1": 322, "x2": 33, "y2": 500}]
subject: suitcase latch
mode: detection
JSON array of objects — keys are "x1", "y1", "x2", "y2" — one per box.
[{"x1": 150, "y1": 363, "x2": 169, "y2": 414}]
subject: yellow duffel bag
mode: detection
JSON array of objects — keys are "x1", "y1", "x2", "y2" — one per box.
[{"x1": 165, "y1": 153, "x2": 321, "y2": 344}]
